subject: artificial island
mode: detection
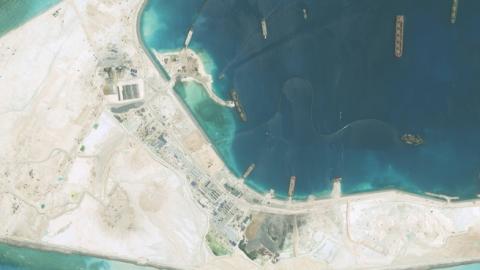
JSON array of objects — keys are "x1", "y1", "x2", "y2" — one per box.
[{"x1": 0, "y1": 0, "x2": 479, "y2": 270}]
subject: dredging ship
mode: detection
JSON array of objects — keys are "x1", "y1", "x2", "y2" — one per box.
[
  {"x1": 394, "y1": 15, "x2": 404, "y2": 58},
  {"x1": 229, "y1": 89, "x2": 247, "y2": 122}
]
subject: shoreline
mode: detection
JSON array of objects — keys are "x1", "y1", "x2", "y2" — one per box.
[
  {"x1": 0, "y1": 237, "x2": 181, "y2": 270},
  {"x1": 2, "y1": 236, "x2": 480, "y2": 270},
  {"x1": 171, "y1": 80, "x2": 241, "y2": 174},
  {"x1": 135, "y1": 1, "x2": 480, "y2": 203},
  {"x1": 0, "y1": 0, "x2": 61, "y2": 38},
  {"x1": 136, "y1": 0, "x2": 170, "y2": 81}
]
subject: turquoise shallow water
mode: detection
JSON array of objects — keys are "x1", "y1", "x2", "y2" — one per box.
[
  {"x1": 0, "y1": 243, "x2": 158, "y2": 270},
  {"x1": 0, "y1": 0, "x2": 60, "y2": 37},
  {"x1": 435, "y1": 263, "x2": 480, "y2": 270},
  {"x1": 140, "y1": 0, "x2": 480, "y2": 200}
]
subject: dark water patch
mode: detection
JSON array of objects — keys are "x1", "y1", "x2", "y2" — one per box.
[{"x1": 110, "y1": 102, "x2": 144, "y2": 114}]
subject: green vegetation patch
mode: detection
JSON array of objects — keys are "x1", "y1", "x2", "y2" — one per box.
[{"x1": 206, "y1": 233, "x2": 231, "y2": 256}]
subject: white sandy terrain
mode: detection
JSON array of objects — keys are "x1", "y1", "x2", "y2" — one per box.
[
  {"x1": 0, "y1": 0, "x2": 210, "y2": 268},
  {"x1": 44, "y1": 135, "x2": 209, "y2": 267}
]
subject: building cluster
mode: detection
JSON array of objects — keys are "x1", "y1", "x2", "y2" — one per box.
[
  {"x1": 99, "y1": 51, "x2": 144, "y2": 105},
  {"x1": 160, "y1": 50, "x2": 201, "y2": 81},
  {"x1": 112, "y1": 94, "x2": 253, "y2": 257}
]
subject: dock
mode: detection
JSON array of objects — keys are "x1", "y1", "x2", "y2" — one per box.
[
  {"x1": 394, "y1": 15, "x2": 404, "y2": 58},
  {"x1": 288, "y1": 176, "x2": 296, "y2": 198},
  {"x1": 242, "y1": 163, "x2": 256, "y2": 178},
  {"x1": 230, "y1": 90, "x2": 247, "y2": 122},
  {"x1": 261, "y1": 19, "x2": 268, "y2": 39},
  {"x1": 331, "y1": 177, "x2": 342, "y2": 199},
  {"x1": 450, "y1": 0, "x2": 458, "y2": 24}
]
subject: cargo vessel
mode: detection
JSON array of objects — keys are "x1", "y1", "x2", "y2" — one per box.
[
  {"x1": 242, "y1": 163, "x2": 256, "y2": 178},
  {"x1": 261, "y1": 19, "x2": 268, "y2": 39},
  {"x1": 450, "y1": 0, "x2": 458, "y2": 24},
  {"x1": 288, "y1": 176, "x2": 296, "y2": 198},
  {"x1": 230, "y1": 90, "x2": 247, "y2": 122},
  {"x1": 394, "y1": 15, "x2": 404, "y2": 58},
  {"x1": 184, "y1": 28, "x2": 193, "y2": 47}
]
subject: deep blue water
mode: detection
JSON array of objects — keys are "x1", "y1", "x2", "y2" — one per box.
[{"x1": 141, "y1": 0, "x2": 480, "y2": 199}]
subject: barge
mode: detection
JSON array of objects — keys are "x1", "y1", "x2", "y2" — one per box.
[{"x1": 394, "y1": 15, "x2": 404, "y2": 58}]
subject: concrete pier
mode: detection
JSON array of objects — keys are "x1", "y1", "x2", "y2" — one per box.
[
  {"x1": 425, "y1": 192, "x2": 459, "y2": 203},
  {"x1": 288, "y1": 176, "x2": 296, "y2": 198},
  {"x1": 156, "y1": 49, "x2": 234, "y2": 108},
  {"x1": 331, "y1": 177, "x2": 342, "y2": 199}
]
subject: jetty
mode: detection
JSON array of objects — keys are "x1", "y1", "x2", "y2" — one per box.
[
  {"x1": 288, "y1": 176, "x2": 296, "y2": 198},
  {"x1": 331, "y1": 177, "x2": 342, "y2": 199},
  {"x1": 242, "y1": 163, "x2": 256, "y2": 178},
  {"x1": 450, "y1": 0, "x2": 458, "y2": 24},
  {"x1": 261, "y1": 19, "x2": 268, "y2": 39},
  {"x1": 230, "y1": 90, "x2": 247, "y2": 122},
  {"x1": 394, "y1": 15, "x2": 404, "y2": 58},
  {"x1": 156, "y1": 49, "x2": 234, "y2": 108},
  {"x1": 425, "y1": 192, "x2": 459, "y2": 203}
]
